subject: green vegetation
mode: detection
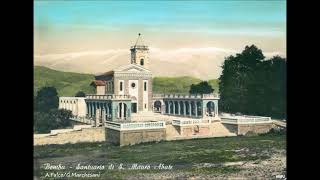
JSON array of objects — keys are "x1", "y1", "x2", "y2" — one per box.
[
  {"x1": 219, "y1": 45, "x2": 286, "y2": 118},
  {"x1": 34, "y1": 87, "x2": 73, "y2": 133},
  {"x1": 34, "y1": 133, "x2": 285, "y2": 179},
  {"x1": 153, "y1": 76, "x2": 219, "y2": 94},
  {"x1": 189, "y1": 81, "x2": 214, "y2": 94},
  {"x1": 34, "y1": 66, "x2": 95, "y2": 97},
  {"x1": 34, "y1": 66, "x2": 219, "y2": 96},
  {"x1": 75, "y1": 91, "x2": 86, "y2": 97}
]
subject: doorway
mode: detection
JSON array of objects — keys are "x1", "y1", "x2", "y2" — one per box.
[{"x1": 132, "y1": 103, "x2": 137, "y2": 113}]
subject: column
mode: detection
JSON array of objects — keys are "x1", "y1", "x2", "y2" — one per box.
[
  {"x1": 93, "y1": 102, "x2": 97, "y2": 117},
  {"x1": 178, "y1": 102, "x2": 181, "y2": 115},
  {"x1": 173, "y1": 101, "x2": 175, "y2": 115},
  {"x1": 203, "y1": 101, "x2": 206, "y2": 117},
  {"x1": 117, "y1": 103, "x2": 120, "y2": 119},
  {"x1": 121, "y1": 103, "x2": 125, "y2": 120},
  {"x1": 95, "y1": 108, "x2": 100, "y2": 127},
  {"x1": 91, "y1": 103, "x2": 94, "y2": 117},
  {"x1": 161, "y1": 104, "x2": 165, "y2": 114},
  {"x1": 92, "y1": 102, "x2": 95, "y2": 117},
  {"x1": 111, "y1": 102, "x2": 117, "y2": 121},
  {"x1": 106, "y1": 103, "x2": 109, "y2": 121},
  {"x1": 73, "y1": 101, "x2": 75, "y2": 115},
  {"x1": 86, "y1": 102, "x2": 88, "y2": 117},
  {"x1": 183, "y1": 101, "x2": 186, "y2": 116},
  {"x1": 215, "y1": 101, "x2": 218, "y2": 117},
  {"x1": 102, "y1": 103, "x2": 106, "y2": 123},
  {"x1": 90, "y1": 102, "x2": 93, "y2": 117},
  {"x1": 97, "y1": 102, "x2": 100, "y2": 115},
  {"x1": 189, "y1": 101, "x2": 192, "y2": 117},
  {"x1": 88, "y1": 102, "x2": 91, "y2": 117},
  {"x1": 195, "y1": 101, "x2": 198, "y2": 117}
]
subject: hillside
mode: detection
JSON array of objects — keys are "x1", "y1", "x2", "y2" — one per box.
[
  {"x1": 153, "y1": 77, "x2": 219, "y2": 94},
  {"x1": 34, "y1": 66, "x2": 95, "y2": 97},
  {"x1": 34, "y1": 66, "x2": 219, "y2": 97}
]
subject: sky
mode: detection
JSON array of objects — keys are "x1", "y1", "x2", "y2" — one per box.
[{"x1": 34, "y1": 0, "x2": 286, "y2": 79}]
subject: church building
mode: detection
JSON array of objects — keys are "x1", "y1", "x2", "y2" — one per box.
[
  {"x1": 84, "y1": 34, "x2": 153, "y2": 124},
  {"x1": 59, "y1": 34, "x2": 220, "y2": 126}
]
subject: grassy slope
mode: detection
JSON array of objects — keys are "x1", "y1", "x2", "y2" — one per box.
[
  {"x1": 153, "y1": 76, "x2": 201, "y2": 94},
  {"x1": 34, "y1": 66, "x2": 219, "y2": 97},
  {"x1": 34, "y1": 66, "x2": 95, "y2": 97},
  {"x1": 152, "y1": 77, "x2": 219, "y2": 94},
  {"x1": 34, "y1": 133, "x2": 285, "y2": 179}
]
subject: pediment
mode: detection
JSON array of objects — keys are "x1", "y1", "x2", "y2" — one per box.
[{"x1": 114, "y1": 64, "x2": 151, "y2": 73}]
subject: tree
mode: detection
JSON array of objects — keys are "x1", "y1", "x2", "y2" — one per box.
[
  {"x1": 34, "y1": 111, "x2": 55, "y2": 133},
  {"x1": 35, "y1": 87, "x2": 59, "y2": 112},
  {"x1": 189, "y1": 81, "x2": 214, "y2": 94},
  {"x1": 34, "y1": 86, "x2": 73, "y2": 133},
  {"x1": 34, "y1": 109, "x2": 72, "y2": 133},
  {"x1": 75, "y1": 91, "x2": 86, "y2": 97},
  {"x1": 219, "y1": 45, "x2": 286, "y2": 118},
  {"x1": 50, "y1": 109, "x2": 73, "y2": 128}
]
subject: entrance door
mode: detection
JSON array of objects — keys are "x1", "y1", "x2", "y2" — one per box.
[{"x1": 132, "y1": 103, "x2": 137, "y2": 113}]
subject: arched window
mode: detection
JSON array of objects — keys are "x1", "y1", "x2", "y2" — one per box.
[
  {"x1": 144, "y1": 82, "x2": 147, "y2": 91},
  {"x1": 140, "y1": 59, "x2": 144, "y2": 66}
]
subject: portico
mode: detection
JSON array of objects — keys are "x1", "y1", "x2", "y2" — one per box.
[
  {"x1": 156, "y1": 94, "x2": 219, "y2": 118},
  {"x1": 85, "y1": 94, "x2": 131, "y2": 126}
]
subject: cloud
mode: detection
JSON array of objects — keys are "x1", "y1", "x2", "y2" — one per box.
[{"x1": 34, "y1": 46, "x2": 285, "y2": 79}]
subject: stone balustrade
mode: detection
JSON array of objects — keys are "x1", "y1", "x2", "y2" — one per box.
[
  {"x1": 221, "y1": 116, "x2": 272, "y2": 124},
  {"x1": 172, "y1": 118, "x2": 211, "y2": 126},
  {"x1": 105, "y1": 121, "x2": 166, "y2": 131},
  {"x1": 153, "y1": 93, "x2": 219, "y2": 99},
  {"x1": 70, "y1": 116, "x2": 93, "y2": 124},
  {"x1": 86, "y1": 94, "x2": 131, "y2": 100}
]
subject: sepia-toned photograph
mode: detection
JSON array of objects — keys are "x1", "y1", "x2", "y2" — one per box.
[{"x1": 34, "y1": 1, "x2": 286, "y2": 179}]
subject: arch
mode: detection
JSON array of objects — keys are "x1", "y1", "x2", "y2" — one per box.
[
  {"x1": 179, "y1": 101, "x2": 184, "y2": 115},
  {"x1": 118, "y1": 102, "x2": 122, "y2": 119},
  {"x1": 185, "y1": 101, "x2": 190, "y2": 115},
  {"x1": 165, "y1": 101, "x2": 169, "y2": 114},
  {"x1": 173, "y1": 101, "x2": 178, "y2": 114},
  {"x1": 140, "y1": 58, "x2": 144, "y2": 66},
  {"x1": 154, "y1": 101, "x2": 162, "y2": 113},
  {"x1": 191, "y1": 101, "x2": 196, "y2": 116},
  {"x1": 131, "y1": 96, "x2": 137, "y2": 101},
  {"x1": 108, "y1": 103, "x2": 112, "y2": 119},
  {"x1": 123, "y1": 103, "x2": 127, "y2": 119},
  {"x1": 197, "y1": 101, "x2": 202, "y2": 116},
  {"x1": 118, "y1": 102, "x2": 127, "y2": 119},
  {"x1": 206, "y1": 101, "x2": 215, "y2": 117},
  {"x1": 169, "y1": 101, "x2": 174, "y2": 114}
]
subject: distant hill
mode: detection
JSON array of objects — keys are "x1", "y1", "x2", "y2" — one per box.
[
  {"x1": 34, "y1": 66, "x2": 219, "y2": 97},
  {"x1": 34, "y1": 66, "x2": 95, "y2": 97}
]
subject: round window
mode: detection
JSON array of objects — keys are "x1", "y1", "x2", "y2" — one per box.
[{"x1": 131, "y1": 83, "x2": 136, "y2": 88}]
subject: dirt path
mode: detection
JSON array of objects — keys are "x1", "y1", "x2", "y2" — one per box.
[{"x1": 127, "y1": 150, "x2": 286, "y2": 180}]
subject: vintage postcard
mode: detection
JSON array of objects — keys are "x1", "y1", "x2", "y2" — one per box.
[{"x1": 34, "y1": 1, "x2": 286, "y2": 179}]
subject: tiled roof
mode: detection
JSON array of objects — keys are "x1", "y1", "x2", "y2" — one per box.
[{"x1": 91, "y1": 80, "x2": 106, "y2": 86}]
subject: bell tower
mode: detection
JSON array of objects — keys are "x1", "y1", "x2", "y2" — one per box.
[{"x1": 130, "y1": 33, "x2": 149, "y2": 69}]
